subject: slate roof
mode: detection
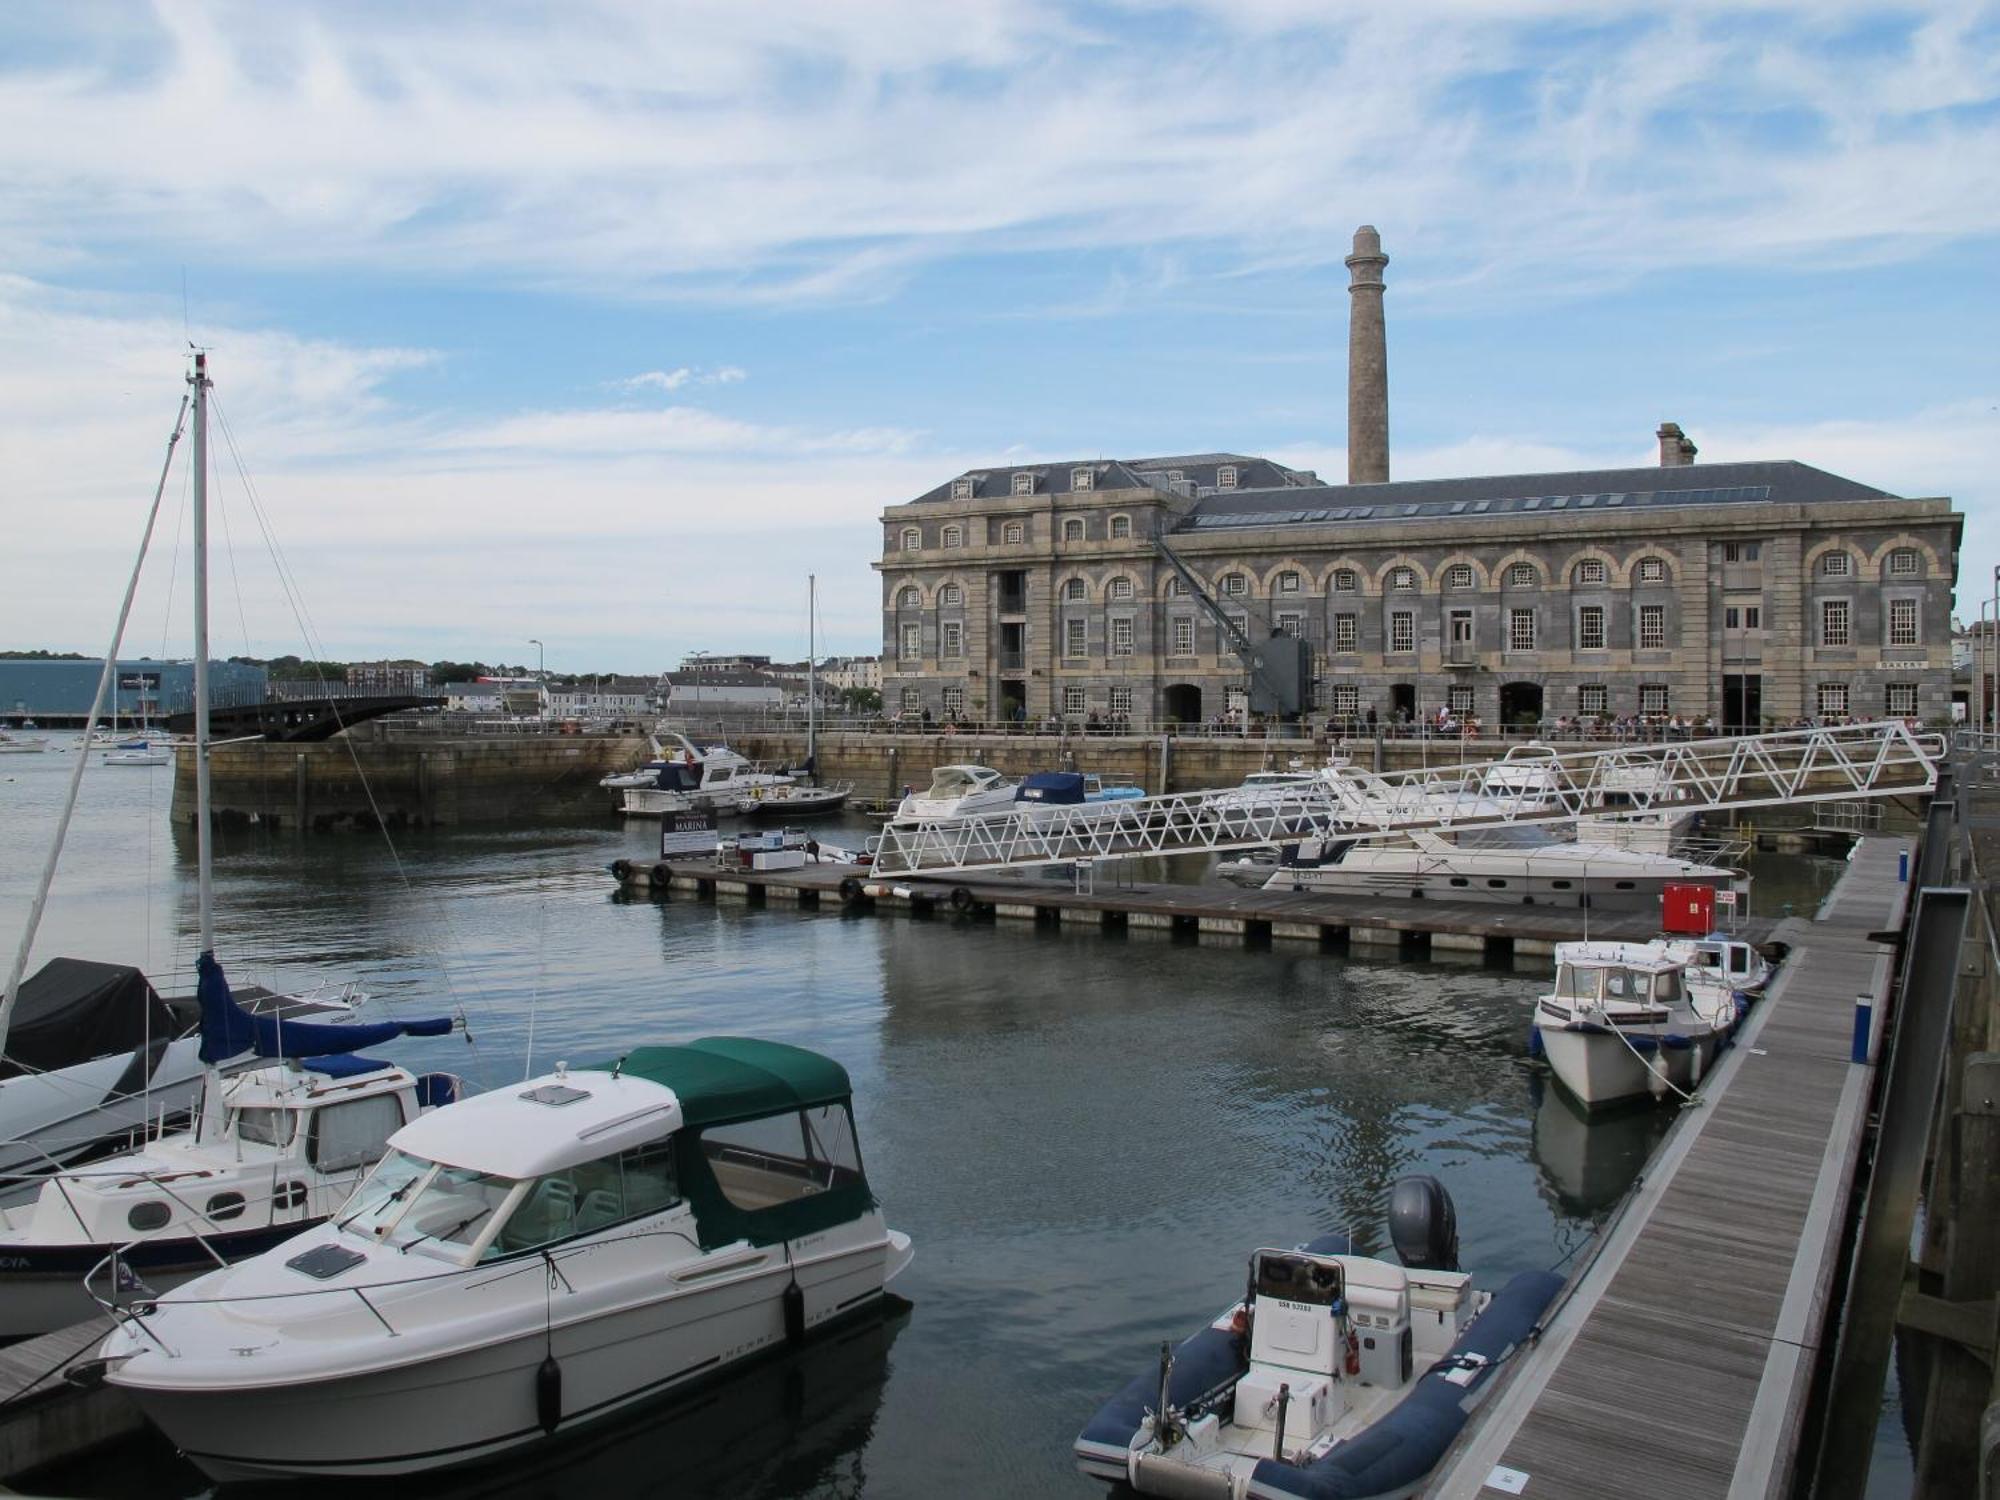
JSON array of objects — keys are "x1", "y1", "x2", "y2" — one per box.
[{"x1": 907, "y1": 452, "x2": 1316, "y2": 505}]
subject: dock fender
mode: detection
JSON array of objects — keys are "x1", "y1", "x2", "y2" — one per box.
[
  {"x1": 839, "y1": 876, "x2": 864, "y2": 902},
  {"x1": 652, "y1": 862, "x2": 674, "y2": 887},
  {"x1": 611, "y1": 859, "x2": 633, "y2": 881},
  {"x1": 950, "y1": 886, "x2": 975, "y2": 913},
  {"x1": 783, "y1": 1277, "x2": 807, "y2": 1345},
  {"x1": 536, "y1": 1352, "x2": 562, "y2": 1434}
]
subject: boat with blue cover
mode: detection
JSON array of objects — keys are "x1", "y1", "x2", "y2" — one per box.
[
  {"x1": 1075, "y1": 1177, "x2": 1561, "y2": 1500},
  {"x1": 1014, "y1": 770, "x2": 1146, "y2": 823}
]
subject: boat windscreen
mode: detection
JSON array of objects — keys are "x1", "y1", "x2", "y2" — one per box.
[
  {"x1": 1254, "y1": 1251, "x2": 1344, "y2": 1306},
  {"x1": 926, "y1": 768, "x2": 981, "y2": 796}
]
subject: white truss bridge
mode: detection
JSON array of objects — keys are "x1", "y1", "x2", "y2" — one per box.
[{"x1": 869, "y1": 720, "x2": 1943, "y2": 875}]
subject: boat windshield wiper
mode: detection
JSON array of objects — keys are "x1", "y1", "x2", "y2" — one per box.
[
  {"x1": 399, "y1": 1207, "x2": 492, "y2": 1255},
  {"x1": 336, "y1": 1171, "x2": 424, "y2": 1232}
]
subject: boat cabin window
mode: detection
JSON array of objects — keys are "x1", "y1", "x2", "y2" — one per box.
[
  {"x1": 309, "y1": 1093, "x2": 407, "y2": 1173},
  {"x1": 128, "y1": 1201, "x2": 171, "y2": 1232},
  {"x1": 233, "y1": 1106, "x2": 296, "y2": 1148},
  {"x1": 492, "y1": 1140, "x2": 685, "y2": 1256},
  {"x1": 1254, "y1": 1252, "x2": 1344, "y2": 1306},
  {"x1": 704, "y1": 1104, "x2": 864, "y2": 1212},
  {"x1": 1555, "y1": 966, "x2": 1600, "y2": 1000}
]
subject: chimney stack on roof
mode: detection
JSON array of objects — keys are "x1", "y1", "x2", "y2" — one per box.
[
  {"x1": 1657, "y1": 421, "x2": 1698, "y2": 467},
  {"x1": 1345, "y1": 225, "x2": 1390, "y2": 485}
]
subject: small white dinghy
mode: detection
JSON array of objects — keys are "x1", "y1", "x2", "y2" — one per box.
[
  {"x1": 98, "y1": 1037, "x2": 912, "y2": 1480},
  {"x1": 1533, "y1": 941, "x2": 1747, "y2": 1109}
]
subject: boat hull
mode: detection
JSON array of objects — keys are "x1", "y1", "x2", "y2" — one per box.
[
  {"x1": 1538, "y1": 1019, "x2": 1725, "y2": 1108},
  {"x1": 0, "y1": 1039, "x2": 205, "y2": 1180},
  {"x1": 1266, "y1": 864, "x2": 1732, "y2": 911}
]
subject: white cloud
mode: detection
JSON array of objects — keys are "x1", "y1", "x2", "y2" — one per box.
[{"x1": 614, "y1": 366, "x2": 748, "y2": 393}]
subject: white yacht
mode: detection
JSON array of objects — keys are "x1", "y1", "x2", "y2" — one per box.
[
  {"x1": 0, "y1": 731, "x2": 52, "y2": 754},
  {"x1": 613, "y1": 733, "x2": 795, "y2": 816},
  {"x1": 100, "y1": 1037, "x2": 913, "y2": 1480},
  {"x1": 1534, "y1": 941, "x2": 1744, "y2": 1108},
  {"x1": 102, "y1": 737, "x2": 171, "y2": 767},
  {"x1": 891, "y1": 764, "x2": 1018, "y2": 824},
  {"x1": 1227, "y1": 825, "x2": 1744, "y2": 910}
]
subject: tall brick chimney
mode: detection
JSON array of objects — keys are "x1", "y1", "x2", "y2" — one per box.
[
  {"x1": 1346, "y1": 225, "x2": 1390, "y2": 485},
  {"x1": 1657, "y1": 421, "x2": 1698, "y2": 467}
]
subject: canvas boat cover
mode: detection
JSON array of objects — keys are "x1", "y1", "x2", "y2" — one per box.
[
  {"x1": 2, "y1": 957, "x2": 184, "y2": 1080},
  {"x1": 615, "y1": 1037, "x2": 852, "y2": 1128},
  {"x1": 195, "y1": 952, "x2": 451, "y2": 1064}
]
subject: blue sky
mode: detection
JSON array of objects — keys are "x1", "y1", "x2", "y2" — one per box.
[{"x1": 1, "y1": 1, "x2": 1995, "y2": 672}]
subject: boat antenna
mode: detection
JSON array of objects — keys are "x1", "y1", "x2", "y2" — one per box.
[{"x1": 0, "y1": 389, "x2": 190, "y2": 1038}]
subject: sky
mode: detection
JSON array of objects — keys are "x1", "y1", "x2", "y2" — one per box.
[{"x1": 0, "y1": 1, "x2": 1995, "y2": 674}]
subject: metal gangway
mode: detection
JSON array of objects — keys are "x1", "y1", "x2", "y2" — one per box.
[{"x1": 870, "y1": 720, "x2": 1943, "y2": 875}]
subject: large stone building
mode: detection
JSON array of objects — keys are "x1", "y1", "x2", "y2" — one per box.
[{"x1": 875, "y1": 228, "x2": 1961, "y2": 731}]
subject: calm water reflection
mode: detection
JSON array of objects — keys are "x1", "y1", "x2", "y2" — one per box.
[{"x1": 0, "y1": 749, "x2": 1787, "y2": 1498}]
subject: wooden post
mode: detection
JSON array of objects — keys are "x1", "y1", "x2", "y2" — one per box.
[{"x1": 293, "y1": 752, "x2": 307, "y2": 832}]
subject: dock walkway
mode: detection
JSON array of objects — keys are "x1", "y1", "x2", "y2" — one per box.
[{"x1": 1433, "y1": 833, "x2": 1912, "y2": 1499}]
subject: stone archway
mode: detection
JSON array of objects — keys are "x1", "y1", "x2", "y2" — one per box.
[
  {"x1": 1163, "y1": 683, "x2": 1203, "y2": 723},
  {"x1": 1499, "y1": 681, "x2": 1545, "y2": 729}
]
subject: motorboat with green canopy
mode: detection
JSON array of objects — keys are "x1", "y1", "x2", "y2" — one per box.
[{"x1": 99, "y1": 1036, "x2": 912, "y2": 1480}]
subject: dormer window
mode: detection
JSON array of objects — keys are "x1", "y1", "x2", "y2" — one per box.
[
  {"x1": 1109, "y1": 514, "x2": 1131, "y2": 540},
  {"x1": 1012, "y1": 472, "x2": 1035, "y2": 496},
  {"x1": 900, "y1": 527, "x2": 920, "y2": 551},
  {"x1": 1063, "y1": 518, "x2": 1085, "y2": 542},
  {"x1": 950, "y1": 478, "x2": 974, "y2": 500},
  {"x1": 1072, "y1": 468, "x2": 1095, "y2": 492},
  {"x1": 1217, "y1": 465, "x2": 1239, "y2": 489}
]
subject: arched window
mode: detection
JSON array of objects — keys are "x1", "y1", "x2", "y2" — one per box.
[
  {"x1": 1574, "y1": 559, "x2": 1607, "y2": 586},
  {"x1": 896, "y1": 587, "x2": 920, "y2": 609},
  {"x1": 1820, "y1": 552, "x2": 1851, "y2": 577},
  {"x1": 1109, "y1": 514, "x2": 1132, "y2": 540},
  {"x1": 1331, "y1": 569, "x2": 1358, "y2": 593},
  {"x1": 1220, "y1": 574, "x2": 1247, "y2": 597},
  {"x1": 1508, "y1": 562, "x2": 1537, "y2": 587},
  {"x1": 1108, "y1": 577, "x2": 1134, "y2": 601},
  {"x1": 1063, "y1": 518, "x2": 1085, "y2": 542},
  {"x1": 1887, "y1": 548, "x2": 1922, "y2": 577},
  {"x1": 1444, "y1": 563, "x2": 1474, "y2": 589},
  {"x1": 941, "y1": 525, "x2": 962, "y2": 548},
  {"x1": 1390, "y1": 567, "x2": 1416, "y2": 591},
  {"x1": 900, "y1": 527, "x2": 920, "y2": 551},
  {"x1": 1166, "y1": 577, "x2": 1188, "y2": 597},
  {"x1": 939, "y1": 583, "x2": 962, "y2": 606},
  {"x1": 1635, "y1": 556, "x2": 1667, "y2": 584},
  {"x1": 1277, "y1": 570, "x2": 1301, "y2": 594},
  {"x1": 1064, "y1": 578, "x2": 1087, "y2": 601}
]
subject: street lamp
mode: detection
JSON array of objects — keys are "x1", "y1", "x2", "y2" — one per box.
[{"x1": 528, "y1": 638, "x2": 545, "y2": 721}]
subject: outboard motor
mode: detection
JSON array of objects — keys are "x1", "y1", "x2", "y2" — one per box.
[{"x1": 1388, "y1": 1174, "x2": 1460, "y2": 1272}]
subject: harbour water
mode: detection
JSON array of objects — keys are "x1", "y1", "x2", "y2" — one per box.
[{"x1": 2, "y1": 746, "x2": 1774, "y2": 1498}]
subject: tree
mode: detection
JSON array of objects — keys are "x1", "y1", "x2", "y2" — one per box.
[{"x1": 839, "y1": 686, "x2": 882, "y2": 713}]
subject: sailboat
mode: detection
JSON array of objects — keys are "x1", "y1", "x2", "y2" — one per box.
[
  {"x1": 0, "y1": 354, "x2": 364, "y2": 1181},
  {"x1": 741, "y1": 575, "x2": 852, "y2": 818},
  {"x1": 101, "y1": 682, "x2": 170, "y2": 766}
]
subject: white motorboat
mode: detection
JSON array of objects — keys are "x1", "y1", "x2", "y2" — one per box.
[
  {"x1": 1662, "y1": 932, "x2": 1775, "y2": 1001},
  {"x1": 0, "y1": 731, "x2": 52, "y2": 754},
  {"x1": 613, "y1": 733, "x2": 795, "y2": 816},
  {"x1": 891, "y1": 764, "x2": 1018, "y2": 823},
  {"x1": 0, "y1": 954, "x2": 459, "y2": 1336},
  {"x1": 738, "y1": 780, "x2": 855, "y2": 817},
  {"x1": 100, "y1": 1037, "x2": 913, "y2": 1480},
  {"x1": 1233, "y1": 825, "x2": 1745, "y2": 910},
  {"x1": 1075, "y1": 1177, "x2": 1561, "y2": 1500},
  {"x1": 1533, "y1": 941, "x2": 1745, "y2": 1108},
  {"x1": 102, "y1": 737, "x2": 171, "y2": 766}
]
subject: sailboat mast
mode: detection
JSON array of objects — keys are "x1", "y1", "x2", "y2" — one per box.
[
  {"x1": 190, "y1": 352, "x2": 214, "y2": 954},
  {"x1": 807, "y1": 574, "x2": 817, "y2": 771}
]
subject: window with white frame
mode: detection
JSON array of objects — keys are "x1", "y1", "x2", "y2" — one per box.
[
  {"x1": 1390, "y1": 611, "x2": 1415, "y2": 653},
  {"x1": 1889, "y1": 597, "x2": 1919, "y2": 646},
  {"x1": 1111, "y1": 618, "x2": 1134, "y2": 656},
  {"x1": 1886, "y1": 682, "x2": 1918, "y2": 716},
  {"x1": 1639, "y1": 684, "x2": 1669, "y2": 715},
  {"x1": 1333, "y1": 613, "x2": 1357, "y2": 652},
  {"x1": 1275, "y1": 611, "x2": 1303, "y2": 637},
  {"x1": 939, "y1": 582, "x2": 962, "y2": 605},
  {"x1": 1636, "y1": 556, "x2": 1666, "y2": 583},
  {"x1": 1575, "y1": 558, "x2": 1607, "y2": 586},
  {"x1": 901, "y1": 527, "x2": 920, "y2": 551},
  {"x1": 942, "y1": 686, "x2": 965, "y2": 718},
  {"x1": 941, "y1": 621, "x2": 963, "y2": 658},
  {"x1": 1064, "y1": 618, "x2": 1086, "y2": 658},
  {"x1": 1331, "y1": 684, "x2": 1359, "y2": 714},
  {"x1": 1072, "y1": 468, "x2": 1094, "y2": 492},
  {"x1": 1822, "y1": 598, "x2": 1850, "y2": 646},
  {"x1": 1888, "y1": 548, "x2": 1921, "y2": 577},
  {"x1": 1638, "y1": 604, "x2": 1666, "y2": 649},
  {"x1": 1217, "y1": 465, "x2": 1238, "y2": 488},
  {"x1": 897, "y1": 586, "x2": 919, "y2": 609},
  {"x1": 1509, "y1": 562, "x2": 1536, "y2": 587},
  {"x1": 1110, "y1": 514, "x2": 1131, "y2": 540},
  {"x1": 1229, "y1": 612, "x2": 1250, "y2": 643},
  {"x1": 900, "y1": 687, "x2": 921, "y2": 714},
  {"x1": 1172, "y1": 617, "x2": 1195, "y2": 656},
  {"x1": 1817, "y1": 683, "x2": 1849, "y2": 716},
  {"x1": 1278, "y1": 570, "x2": 1300, "y2": 594},
  {"x1": 900, "y1": 623, "x2": 920, "y2": 659},
  {"x1": 1390, "y1": 567, "x2": 1415, "y2": 590},
  {"x1": 1579, "y1": 684, "x2": 1608, "y2": 715},
  {"x1": 1110, "y1": 686, "x2": 1132, "y2": 716},
  {"x1": 1012, "y1": 472, "x2": 1035, "y2": 496},
  {"x1": 1062, "y1": 685, "x2": 1086, "y2": 715},
  {"x1": 1064, "y1": 577, "x2": 1087, "y2": 601},
  {"x1": 1445, "y1": 563, "x2": 1474, "y2": 589},
  {"x1": 1221, "y1": 574, "x2": 1247, "y2": 597},
  {"x1": 1332, "y1": 569, "x2": 1358, "y2": 593},
  {"x1": 1063, "y1": 518, "x2": 1085, "y2": 542},
  {"x1": 1448, "y1": 686, "x2": 1474, "y2": 713},
  {"x1": 1509, "y1": 608, "x2": 1536, "y2": 651},
  {"x1": 1578, "y1": 605, "x2": 1606, "y2": 650},
  {"x1": 942, "y1": 525, "x2": 962, "y2": 548},
  {"x1": 1821, "y1": 551, "x2": 1850, "y2": 577},
  {"x1": 1002, "y1": 520, "x2": 1024, "y2": 544},
  {"x1": 950, "y1": 478, "x2": 973, "y2": 500},
  {"x1": 1109, "y1": 577, "x2": 1134, "y2": 601},
  {"x1": 1167, "y1": 576, "x2": 1188, "y2": 596}
]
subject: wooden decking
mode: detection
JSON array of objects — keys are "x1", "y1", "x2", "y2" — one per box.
[{"x1": 1433, "y1": 834, "x2": 1912, "y2": 1500}]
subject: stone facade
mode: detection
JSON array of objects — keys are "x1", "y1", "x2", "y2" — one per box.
[{"x1": 876, "y1": 453, "x2": 1961, "y2": 730}]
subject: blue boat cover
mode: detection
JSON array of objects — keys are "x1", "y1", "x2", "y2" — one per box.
[
  {"x1": 1017, "y1": 771, "x2": 1086, "y2": 804},
  {"x1": 298, "y1": 1054, "x2": 394, "y2": 1079},
  {"x1": 196, "y1": 952, "x2": 453, "y2": 1065}
]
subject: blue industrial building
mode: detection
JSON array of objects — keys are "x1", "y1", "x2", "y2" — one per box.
[{"x1": 0, "y1": 659, "x2": 268, "y2": 724}]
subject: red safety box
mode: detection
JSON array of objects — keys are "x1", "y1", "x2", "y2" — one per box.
[{"x1": 1661, "y1": 882, "x2": 1716, "y2": 935}]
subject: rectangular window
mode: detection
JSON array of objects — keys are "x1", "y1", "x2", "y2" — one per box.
[
  {"x1": 1578, "y1": 605, "x2": 1605, "y2": 650},
  {"x1": 1064, "y1": 618, "x2": 1086, "y2": 658},
  {"x1": 1012, "y1": 472, "x2": 1035, "y2": 495},
  {"x1": 1889, "y1": 550, "x2": 1920, "y2": 576},
  {"x1": 1333, "y1": 570, "x2": 1358, "y2": 593},
  {"x1": 1746, "y1": 606, "x2": 1761, "y2": 629},
  {"x1": 1110, "y1": 515, "x2": 1130, "y2": 539},
  {"x1": 900, "y1": 623, "x2": 920, "y2": 660},
  {"x1": 1390, "y1": 611, "x2": 1415, "y2": 653},
  {"x1": 1888, "y1": 597, "x2": 1918, "y2": 647},
  {"x1": 1725, "y1": 607, "x2": 1738, "y2": 629},
  {"x1": 1817, "y1": 683, "x2": 1849, "y2": 716},
  {"x1": 1222, "y1": 575, "x2": 1246, "y2": 597},
  {"x1": 942, "y1": 525, "x2": 962, "y2": 548},
  {"x1": 1275, "y1": 611, "x2": 1303, "y2": 638},
  {"x1": 309, "y1": 1095, "x2": 404, "y2": 1173},
  {"x1": 1723, "y1": 540, "x2": 1762, "y2": 562},
  {"x1": 1331, "y1": 685, "x2": 1359, "y2": 714},
  {"x1": 1217, "y1": 465, "x2": 1238, "y2": 488},
  {"x1": 1172, "y1": 617, "x2": 1195, "y2": 656},
  {"x1": 1062, "y1": 685, "x2": 1086, "y2": 715},
  {"x1": 1111, "y1": 618, "x2": 1134, "y2": 656},
  {"x1": 1886, "y1": 682, "x2": 1918, "y2": 716},
  {"x1": 1071, "y1": 467, "x2": 1094, "y2": 492},
  {"x1": 1448, "y1": 686, "x2": 1474, "y2": 713},
  {"x1": 1639, "y1": 684, "x2": 1669, "y2": 715},
  {"x1": 900, "y1": 527, "x2": 920, "y2": 550},
  {"x1": 900, "y1": 687, "x2": 921, "y2": 714},
  {"x1": 941, "y1": 621, "x2": 963, "y2": 658},
  {"x1": 1822, "y1": 598, "x2": 1850, "y2": 647},
  {"x1": 1002, "y1": 521, "x2": 1024, "y2": 544},
  {"x1": 1638, "y1": 604, "x2": 1665, "y2": 649},
  {"x1": 1579, "y1": 684, "x2": 1608, "y2": 714},
  {"x1": 1109, "y1": 686, "x2": 1133, "y2": 716},
  {"x1": 942, "y1": 686, "x2": 965, "y2": 718},
  {"x1": 1333, "y1": 613, "x2": 1357, "y2": 652},
  {"x1": 1278, "y1": 571, "x2": 1300, "y2": 593},
  {"x1": 1509, "y1": 608, "x2": 1535, "y2": 651}
]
